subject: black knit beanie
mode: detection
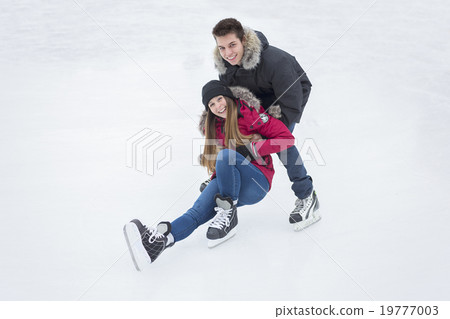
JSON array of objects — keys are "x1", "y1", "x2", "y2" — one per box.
[{"x1": 202, "y1": 80, "x2": 235, "y2": 109}]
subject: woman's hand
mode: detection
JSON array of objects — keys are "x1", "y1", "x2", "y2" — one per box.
[{"x1": 251, "y1": 133, "x2": 263, "y2": 142}]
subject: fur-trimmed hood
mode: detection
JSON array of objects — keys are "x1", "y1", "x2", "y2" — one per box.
[
  {"x1": 198, "y1": 86, "x2": 281, "y2": 135},
  {"x1": 211, "y1": 26, "x2": 312, "y2": 128},
  {"x1": 213, "y1": 27, "x2": 268, "y2": 75}
]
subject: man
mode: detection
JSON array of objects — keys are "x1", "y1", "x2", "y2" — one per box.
[{"x1": 208, "y1": 18, "x2": 320, "y2": 231}]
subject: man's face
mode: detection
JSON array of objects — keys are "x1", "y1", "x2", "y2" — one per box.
[{"x1": 215, "y1": 33, "x2": 245, "y2": 66}]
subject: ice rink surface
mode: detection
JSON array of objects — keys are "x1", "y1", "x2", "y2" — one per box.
[{"x1": 0, "y1": 0, "x2": 449, "y2": 300}]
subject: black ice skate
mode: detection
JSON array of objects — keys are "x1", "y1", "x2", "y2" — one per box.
[
  {"x1": 289, "y1": 190, "x2": 321, "y2": 231},
  {"x1": 200, "y1": 178, "x2": 211, "y2": 192},
  {"x1": 206, "y1": 194, "x2": 238, "y2": 248},
  {"x1": 123, "y1": 219, "x2": 173, "y2": 271}
]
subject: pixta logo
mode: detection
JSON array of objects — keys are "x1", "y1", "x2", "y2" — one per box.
[
  {"x1": 191, "y1": 137, "x2": 325, "y2": 166},
  {"x1": 126, "y1": 128, "x2": 172, "y2": 176}
]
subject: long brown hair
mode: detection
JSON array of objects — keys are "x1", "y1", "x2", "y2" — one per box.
[{"x1": 201, "y1": 97, "x2": 253, "y2": 174}]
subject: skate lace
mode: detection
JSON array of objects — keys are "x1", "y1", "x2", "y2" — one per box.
[
  {"x1": 145, "y1": 227, "x2": 165, "y2": 244},
  {"x1": 209, "y1": 207, "x2": 232, "y2": 229},
  {"x1": 293, "y1": 196, "x2": 313, "y2": 214}
]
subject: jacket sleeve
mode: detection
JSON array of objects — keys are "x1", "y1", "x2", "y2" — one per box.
[
  {"x1": 262, "y1": 52, "x2": 309, "y2": 127},
  {"x1": 242, "y1": 106, "x2": 295, "y2": 157}
]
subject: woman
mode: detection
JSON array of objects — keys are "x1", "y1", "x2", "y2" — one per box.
[{"x1": 123, "y1": 80, "x2": 295, "y2": 271}]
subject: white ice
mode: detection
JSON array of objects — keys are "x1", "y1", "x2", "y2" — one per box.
[{"x1": 0, "y1": 0, "x2": 449, "y2": 301}]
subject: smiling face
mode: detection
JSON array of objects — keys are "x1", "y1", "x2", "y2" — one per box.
[
  {"x1": 208, "y1": 95, "x2": 228, "y2": 118},
  {"x1": 215, "y1": 32, "x2": 245, "y2": 66}
]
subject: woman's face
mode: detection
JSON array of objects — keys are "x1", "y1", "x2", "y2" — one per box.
[
  {"x1": 208, "y1": 95, "x2": 227, "y2": 118},
  {"x1": 215, "y1": 33, "x2": 245, "y2": 66}
]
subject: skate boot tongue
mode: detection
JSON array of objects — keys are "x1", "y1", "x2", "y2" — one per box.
[
  {"x1": 215, "y1": 194, "x2": 233, "y2": 210},
  {"x1": 156, "y1": 221, "x2": 172, "y2": 236}
]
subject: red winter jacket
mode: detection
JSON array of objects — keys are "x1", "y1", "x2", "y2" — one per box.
[{"x1": 212, "y1": 99, "x2": 295, "y2": 189}]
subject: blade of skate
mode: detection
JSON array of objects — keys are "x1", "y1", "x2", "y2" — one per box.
[
  {"x1": 207, "y1": 227, "x2": 237, "y2": 248},
  {"x1": 293, "y1": 212, "x2": 321, "y2": 231},
  {"x1": 123, "y1": 222, "x2": 148, "y2": 271}
]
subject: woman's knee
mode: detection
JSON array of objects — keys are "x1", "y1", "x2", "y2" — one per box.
[
  {"x1": 217, "y1": 148, "x2": 235, "y2": 160},
  {"x1": 216, "y1": 149, "x2": 237, "y2": 167}
]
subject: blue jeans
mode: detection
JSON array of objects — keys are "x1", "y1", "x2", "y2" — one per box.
[
  {"x1": 170, "y1": 149, "x2": 269, "y2": 242},
  {"x1": 276, "y1": 123, "x2": 313, "y2": 199}
]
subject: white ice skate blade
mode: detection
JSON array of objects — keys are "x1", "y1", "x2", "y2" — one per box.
[
  {"x1": 207, "y1": 227, "x2": 237, "y2": 248},
  {"x1": 293, "y1": 211, "x2": 321, "y2": 231},
  {"x1": 123, "y1": 222, "x2": 151, "y2": 271}
]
